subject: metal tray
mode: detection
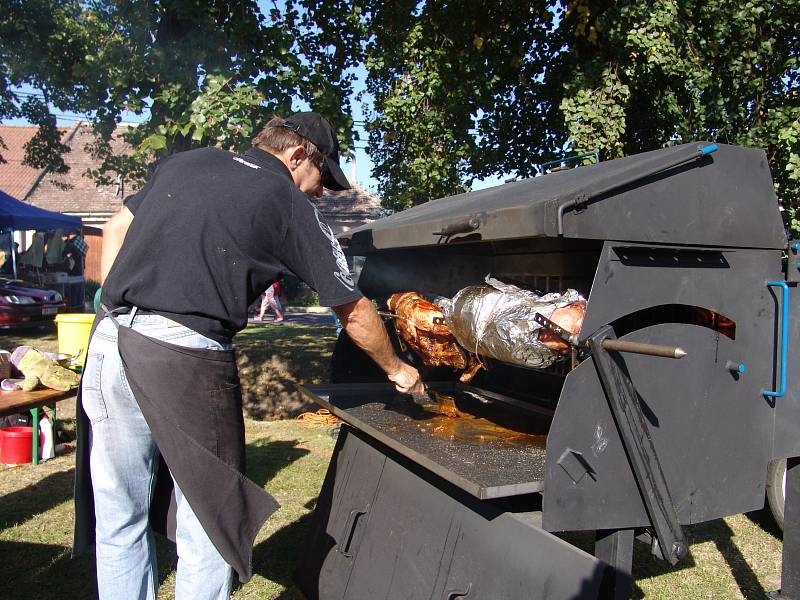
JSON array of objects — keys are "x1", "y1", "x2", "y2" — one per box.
[{"x1": 299, "y1": 382, "x2": 554, "y2": 499}]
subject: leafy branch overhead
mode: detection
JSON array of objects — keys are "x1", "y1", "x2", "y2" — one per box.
[
  {"x1": 363, "y1": 0, "x2": 799, "y2": 221},
  {"x1": 0, "y1": 0, "x2": 361, "y2": 190},
  {"x1": 0, "y1": 1, "x2": 797, "y2": 229}
]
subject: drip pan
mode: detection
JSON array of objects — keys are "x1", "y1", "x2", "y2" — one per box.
[{"x1": 299, "y1": 382, "x2": 554, "y2": 499}]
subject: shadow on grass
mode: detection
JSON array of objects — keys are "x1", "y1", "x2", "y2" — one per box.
[
  {"x1": 0, "y1": 540, "x2": 97, "y2": 599},
  {"x1": 0, "y1": 324, "x2": 58, "y2": 351},
  {"x1": 0, "y1": 439, "x2": 310, "y2": 599},
  {"x1": 746, "y1": 506, "x2": 783, "y2": 541},
  {"x1": 245, "y1": 439, "x2": 311, "y2": 489},
  {"x1": 235, "y1": 324, "x2": 337, "y2": 420},
  {"x1": 248, "y1": 512, "x2": 315, "y2": 599},
  {"x1": 151, "y1": 438, "x2": 312, "y2": 594},
  {"x1": 631, "y1": 518, "x2": 768, "y2": 600},
  {"x1": 0, "y1": 469, "x2": 75, "y2": 533}
]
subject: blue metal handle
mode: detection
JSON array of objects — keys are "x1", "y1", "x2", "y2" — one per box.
[
  {"x1": 764, "y1": 281, "x2": 789, "y2": 398},
  {"x1": 698, "y1": 143, "x2": 718, "y2": 156}
]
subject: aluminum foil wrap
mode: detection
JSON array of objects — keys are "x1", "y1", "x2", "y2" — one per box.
[{"x1": 439, "y1": 276, "x2": 585, "y2": 369}]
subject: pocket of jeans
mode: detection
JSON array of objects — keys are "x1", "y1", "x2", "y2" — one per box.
[{"x1": 81, "y1": 352, "x2": 108, "y2": 424}]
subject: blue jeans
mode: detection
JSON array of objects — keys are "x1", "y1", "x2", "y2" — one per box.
[{"x1": 82, "y1": 313, "x2": 234, "y2": 600}]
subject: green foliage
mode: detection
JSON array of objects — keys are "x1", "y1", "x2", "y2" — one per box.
[
  {"x1": 557, "y1": 0, "x2": 800, "y2": 226},
  {"x1": 362, "y1": 0, "x2": 799, "y2": 227},
  {"x1": 362, "y1": 1, "x2": 552, "y2": 210},
  {"x1": 0, "y1": 0, "x2": 362, "y2": 189},
  {"x1": 560, "y1": 66, "x2": 630, "y2": 159},
  {"x1": 2, "y1": 1, "x2": 797, "y2": 230}
]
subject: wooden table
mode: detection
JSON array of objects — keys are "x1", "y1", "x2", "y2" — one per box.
[{"x1": 0, "y1": 388, "x2": 75, "y2": 464}]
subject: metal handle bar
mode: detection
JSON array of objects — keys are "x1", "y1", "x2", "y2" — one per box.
[
  {"x1": 557, "y1": 143, "x2": 719, "y2": 235},
  {"x1": 764, "y1": 281, "x2": 789, "y2": 398}
]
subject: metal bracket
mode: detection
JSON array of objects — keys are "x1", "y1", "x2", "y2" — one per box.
[
  {"x1": 433, "y1": 217, "x2": 480, "y2": 244},
  {"x1": 557, "y1": 448, "x2": 597, "y2": 484},
  {"x1": 589, "y1": 325, "x2": 688, "y2": 566},
  {"x1": 534, "y1": 312, "x2": 579, "y2": 346}
]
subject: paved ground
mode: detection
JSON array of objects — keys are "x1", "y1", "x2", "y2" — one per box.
[{"x1": 247, "y1": 308, "x2": 336, "y2": 326}]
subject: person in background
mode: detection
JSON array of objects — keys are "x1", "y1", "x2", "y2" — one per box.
[
  {"x1": 258, "y1": 274, "x2": 284, "y2": 322},
  {"x1": 73, "y1": 112, "x2": 424, "y2": 600}
]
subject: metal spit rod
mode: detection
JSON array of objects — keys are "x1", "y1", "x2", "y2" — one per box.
[
  {"x1": 533, "y1": 312, "x2": 687, "y2": 359},
  {"x1": 600, "y1": 338, "x2": 687, "y2": 359},
  {"x1": 384, "y1": 309, "x2": 687, "y2": 360}
]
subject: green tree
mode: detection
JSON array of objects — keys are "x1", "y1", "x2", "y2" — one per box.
[
  {"x1": 0, "y1": 0, "x2": 363, "y2": 189},
  {"x1": 362, "y1": 1, "x2": 552, "y2": 211},
  {"x1": 364, "y1": 1, "x2": 799, "y2": 225},
  {"x1": 550, "y1": 0, "x2": 800, "y2": 227}
]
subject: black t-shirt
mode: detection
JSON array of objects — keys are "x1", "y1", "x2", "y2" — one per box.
[{"x1": 102, "y1": 147, "x2": 362, "y2": 342}]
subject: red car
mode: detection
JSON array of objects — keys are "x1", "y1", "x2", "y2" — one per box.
[{"x1": 0, "y1": 277, "x2": 66, "y2": 327}]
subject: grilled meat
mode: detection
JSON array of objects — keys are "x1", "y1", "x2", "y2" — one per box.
[{"x1": 387, "y1": 292, "x2": 482, "y2": 382}]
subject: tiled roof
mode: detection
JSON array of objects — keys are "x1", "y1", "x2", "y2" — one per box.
[
  {"x1": 25, "y1": 123, "x2": 134, "y2": 217},
  {"x1": 0, "y1": 123, "x2": 383, "y2": 221},
  {"x1": 0, "y1": 125, "x2": 47, "y2": 199},
  {"x1": 312, "y1": 183, "x2": 384, "y2": 218}
]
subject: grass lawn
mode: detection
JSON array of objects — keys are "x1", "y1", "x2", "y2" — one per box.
[{"x1": 0, "y1": 322, "x2": 787, "y2": 599}]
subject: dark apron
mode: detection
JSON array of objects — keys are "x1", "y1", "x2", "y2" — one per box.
[{"x1": 73, "y1": 310, "x2": 279, "y2": 582}]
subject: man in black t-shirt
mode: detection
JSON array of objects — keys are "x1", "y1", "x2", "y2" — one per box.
[{"x1": 77, "y1": 113, "x2": 423, "y2": 600}]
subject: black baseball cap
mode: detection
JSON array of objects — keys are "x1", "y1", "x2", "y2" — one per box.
[{"x1": 271, "y1": 112, "x2": 351, "y2": 191}]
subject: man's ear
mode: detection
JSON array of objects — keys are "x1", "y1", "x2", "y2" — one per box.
[{"x1": 287, "y1": 145, "x2": 307, "y2": 171}]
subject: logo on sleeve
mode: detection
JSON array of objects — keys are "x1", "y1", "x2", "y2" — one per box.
[
  {"x1": 315, "y1": 211, "x2": 356, "y2": 291},
  {"x1": 233, "y1": 156, "x2": 260, "y2": 169}
]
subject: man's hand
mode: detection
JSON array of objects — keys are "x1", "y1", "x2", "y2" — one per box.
[
  {"x1": 387, "y1": 362, "x2": 425, "y2": 396},
  {"x1": 335, "y1": 297, "x2": 425, "y2": 395}
]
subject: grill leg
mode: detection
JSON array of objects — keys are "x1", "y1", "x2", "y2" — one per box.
[
  {"x1": 595, "y1": 528, "x2": 634, "y2": 600},
  {"x1": 780, "y1": 457, "x2": 800, "y2": 599}
]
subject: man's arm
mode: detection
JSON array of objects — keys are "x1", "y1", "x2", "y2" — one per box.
[
  {"x1": 100, "y1": 206, "x2": 134, "y2": 283},
  {"x1": 334, "y1": 297, "x2": 424, "y2": 395}
]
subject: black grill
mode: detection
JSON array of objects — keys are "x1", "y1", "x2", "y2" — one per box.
[{"x1": 297, "y1": 142, "x2": 800, "y2": 599}]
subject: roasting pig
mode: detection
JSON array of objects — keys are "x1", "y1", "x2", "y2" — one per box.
[
  {"x1": 387, "y1": 292, "x2": 483, "y2": 382},
  {"x1": 440, "y1": 277, "x2": 587, "y2": 370}
]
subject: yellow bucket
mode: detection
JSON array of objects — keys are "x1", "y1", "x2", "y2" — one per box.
[{"x1": 54, "y1": 313, "x2": 95, "y2": 367}]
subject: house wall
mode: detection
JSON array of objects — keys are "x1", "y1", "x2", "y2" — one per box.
[{"x1": 83, "y1": 226, "x2": 103, "y2": 284}]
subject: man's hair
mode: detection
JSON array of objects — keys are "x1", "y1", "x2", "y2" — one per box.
[{"x1": 252, "y1": 116, "x2": 325, "y2": 166}]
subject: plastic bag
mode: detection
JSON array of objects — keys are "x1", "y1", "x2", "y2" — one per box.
[{"x1": 440, "y1": 276, "x2": 585, "y2": 369}]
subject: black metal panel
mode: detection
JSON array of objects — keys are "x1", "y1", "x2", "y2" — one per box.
[
  {"x1": 594, "y1": 529, "x2": 634, "y2": 600},
  {"x1": 780, "y1": 457, "x2": 800, "y2": 598},
  {"x1": 296, "y1": 429, "x2": 386, "y2": 600},
  {"x1": 354, "y1": 237, "x2": 601, "y2": 299},
  {"x1": 303, "y1": 428, "x2": 610, "y2": 600},
  {"x1": 344, "y1": 451, "x2": 464, "y2": 599},
  {"x1": 299, "y1": 382, "x2": 552, "y2": 499},
  {"x1": 580, "y1": 242, "x2": 783, "y2": 345},
  {"x1": 543, "y1": 323, "x2": 772, "y2": 532},
  {"x1": 774, "y1": 285, "x2": 800, "y2": 459},
  {"x1": 341, "y1": 143, "x2": 785, "y2": 253},
  {"x1": 430, "y1": 510, "x2": 608, "y2": 600}
]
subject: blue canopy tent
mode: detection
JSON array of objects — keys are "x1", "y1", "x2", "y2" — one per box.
[
  {"x1": 0, "y1": 189, "x2": 82, "y2": 279},
  {"x1": 0, "y1": 189, "x2": 81, "y2": 231}
]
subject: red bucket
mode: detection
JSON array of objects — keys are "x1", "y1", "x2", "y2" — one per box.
[{"x1": 0, "y1": 426, "x2": 37, "y2": 464}]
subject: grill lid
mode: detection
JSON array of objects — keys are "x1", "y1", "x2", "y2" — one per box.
[{"x1": 341, "y1": 142, "x2": 785, "y2": 253}]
